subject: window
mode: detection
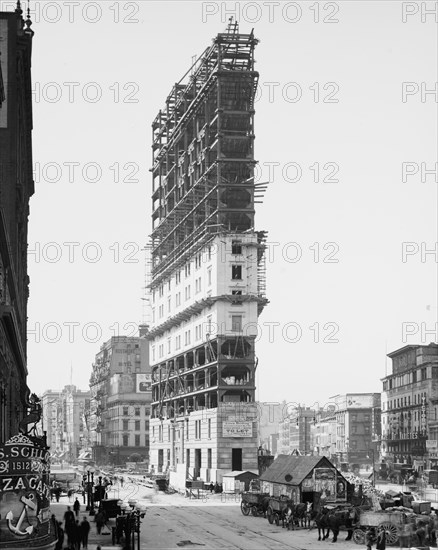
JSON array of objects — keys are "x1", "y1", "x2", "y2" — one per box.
[
  {"x1": 123, "y1": 406, "x2": 129, "y2": 416},
  {"x1": 123, "y1": 435, "x2": 129, "y2": 447},
  {"x1": 232, "y1": 265, "x2": 242, "y2": 280},
  {"x1": 135, "y1": 420, "x2": 140, "y2": 431},
  {"x1": 186, "y1": 419, "x2": 189, "y2": 440},
  {"x1": 185, "y1": 330, "x2": 191, "y2": 346},
  {"x1": 195, "y1": 277, "x2": 202, "y2": 294},
  {"x1": 195, "y1": 420, "x2": 201, "y2": 439},
  {"x1": 207, "y1": 315, "x2": 213, "y2": 334},
  {"x1": 176, "y1": 292, "x2": 181, "y2": 307},
  {"x1": 185, "y1": 285, "x2": 191, "y2": 301},
  {"x1": 159, "y1": 304, "x2": 164, "y2": 318},
  {"x1": 232, "y1": 315, "x2": 242, "y2": 332},
  {"x1": 167, "y1": 296, "x2": 171, "y2": 313},
  {"x1": 351, "y1": 426, "x2": 357, "y2": 434},
  {"x1": 232, "y1": 290, "x2": 242, "y2": 296},
  {"x1": 168, "y1": 280, "x2": 171, "y2": 291},
  {"x1": 207, "y1": 246, "x2": 211, "y2": 260},
  {"x1": 167, "y1": 338, "x2": 171, "y2": 354},
  {"x1": 176, "y1": 271, "x2": 181, "y2": 285},
  {"x1": 185, "y1": 263, "x2": 191, "y2": 277},
  {"x1": 207, "y1": 448, "x2": 212, "y2": 469},
  {"x1": 207, "y1": 268, "x2": 212, "y2": 287},
  {"x1": 232, "y1": 241, "x2": 242, "y2": 255},
  {"x1": 195, "y1": 324, "x2": 202, "y2": 341},
  {"x1": 145, "y1": 420, "x2": 148, "y2": 430},
  {"x1": 152, "y1": 346, "x2": 155, "y2": 362},
  {"x1": 123, "y1": 420, "x2": 129, "y2": 431},
  {"x1": 208, "y1": 418, "x2": 211, "y2": 439},
  {"x1": 135, "y1": 407, "x2": 141, "y2": 416},
  {"x1": 135, "y1": 434, "x2": 140, "y2": 446},
  {"x1": 175, "y1": 335, "x2": 181, "y2": 350}
]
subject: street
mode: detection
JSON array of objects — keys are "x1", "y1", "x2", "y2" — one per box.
[{"x1": 141, "y1": 503, "x2": 360, "y2": 550}]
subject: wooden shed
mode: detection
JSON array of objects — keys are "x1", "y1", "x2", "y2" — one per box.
[
  {"x1": 259, "y1": 455, "x2": 348, "y2": 505},
  {"x1": 222, "y1": 470, "x2": 259, "y2": 493}
]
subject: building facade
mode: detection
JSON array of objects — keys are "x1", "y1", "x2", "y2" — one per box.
[
  {"x1": 381, "y1": 343, "x2": 438, "y2": 466},
  {"x1": 330, "y1": 393, "x2": 381, "y2": 464},
  {"x1": 278, "y1": 407, "x2": 315, "y2": 455},
  {"x1": 148, "y1": 22, "x2": 268, "y2": 487},
  {"x1": 40, "y1": 385, "x2": 90, "y2": 463},
  {"x1": 0, "y1": 4, "x2": 34, "y2": 442},
  {"x1": 88, "y1": 327, "x2": 151, "y2": 465}
]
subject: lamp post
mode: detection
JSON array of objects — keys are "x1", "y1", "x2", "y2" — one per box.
[
  {"x1": 85, "y1": 466, "x2": 95, "y2": 515},
  {"x1": 367, "y1": 449, "x2": 376, "y2": 486}
]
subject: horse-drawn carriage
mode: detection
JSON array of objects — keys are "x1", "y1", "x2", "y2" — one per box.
[
  {"x1": 240, "y1": 492, "x2": 270, "y2": 517},
  {"x1": 352, "y1": 510, "x2": 406, "y2": 545}
]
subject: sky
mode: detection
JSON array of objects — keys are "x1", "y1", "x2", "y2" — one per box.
[{"x1": 7, "y1": 0, "x2": 436, "y2": 407}]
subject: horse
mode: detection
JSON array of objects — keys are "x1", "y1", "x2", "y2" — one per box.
[
  {"x1": 284, "y1": 502, "x2": 308, "y2": 530},
  {"x1": 314, "y1": 506, "x2": 357, "y2": 542}
]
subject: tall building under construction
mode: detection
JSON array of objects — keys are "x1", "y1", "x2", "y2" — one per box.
[{"x1": 149, "y1": 22, "x2": 268, "y2": 487}]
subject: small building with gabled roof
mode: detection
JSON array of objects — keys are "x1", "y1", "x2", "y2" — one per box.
[{"x1": 259, "y1": 454, "x2": 349, "y2": 506}]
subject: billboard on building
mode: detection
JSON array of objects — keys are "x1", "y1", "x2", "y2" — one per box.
[
  {"x1": 136, "y1": 373, "x2": 151, "y2": 393},
  {"x1": 222, "y1": 421, "x2": 253, "y2": 437},
  {"x1": 314, "y1": 467, "x2": 337, "y2": 502},
  {"x1": 109, "y1": 374, "x2": 139, "y2": 395}
]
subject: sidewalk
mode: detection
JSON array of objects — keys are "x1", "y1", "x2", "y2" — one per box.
[{"x1": 49, "y1": 497, "x2": 122, "y2": 550}]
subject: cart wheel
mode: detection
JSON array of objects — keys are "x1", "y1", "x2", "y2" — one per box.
[
  {"x1": 267, "y1": 507, "x2": 274, "y2": 524},
  {"x1": 251, "y1": 505, "x2": 258, "y2": 517},
  {"x1": 352, "y1": 529, "x2": 365, "y2": 545},
  {"x1": 379, "y1": 522, "x2": 398, "y2": 545},
  {"x1": 275, "y1": 513, "x2": 280, "y2": 526},
  {"x1": 257, "y1": 506, "x2": 265, "y2": 517},
  {"x1": 240, "y1": 501, "x2": 250, "y2": 516}
]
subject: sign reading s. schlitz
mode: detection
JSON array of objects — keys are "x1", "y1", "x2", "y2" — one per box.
[{"x1": 0, "y1": 434, "x2": 56, "y2": 549}]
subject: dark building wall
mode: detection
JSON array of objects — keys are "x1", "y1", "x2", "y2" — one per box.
[{"x1": 0, "y1": 9, "x2": 34, "y2": 442}]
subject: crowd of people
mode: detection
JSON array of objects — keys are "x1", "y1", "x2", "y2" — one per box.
[{"x1": 53, "y1": 499, "x2": 108, "y2": 550}]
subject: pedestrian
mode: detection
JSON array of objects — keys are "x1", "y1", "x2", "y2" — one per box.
[
  {"x1": 68, "y1": 488, "x2": 74, "y2": 501},
  {"x1": 398, "y1": 522, "x2": 412, "y2": 549},
  {"x1": 63, "y1": 506, "x2": 75, "y2": 546},
  {"x1": 80, "y1": 516, "x2": 90, "y2": 549},
  {"x1": 73, "y1": 498, "x2": 80, "y2": 518},
  {"x1": 366, "y1": 527, "x2": 376, "y2": 550},
  {"x1": 95, "y1": 509, "x2": 106, "y2": 535},
  {"x1": 120, "y1": 476, "x2": 124, "y2": 488},
  {"x1": 209, "y1": 482, "x2": 214, "y2": 493},
  {"x1": 55, "y1": 521, "x2": 64, "y2": 550},
  {"x1": 72, "y1": 520, "x2": 81, "y2": 550},
  {"x1": 415, "y1": 521, "x2": 426, "y2": 546},
  {"x1": 376, "y1": 527, "x2": 386, "y2": 550}
]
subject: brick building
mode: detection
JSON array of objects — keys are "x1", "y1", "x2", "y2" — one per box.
[
  {"x1": 381, "y1": 343, "x2": 438, "y2": 466},
  {"x1": 0, "y1": 4, "x2": 34, "y2": 442},
  {"x1": 88, "y1": 327, "x2": 151, "y2": 465}
]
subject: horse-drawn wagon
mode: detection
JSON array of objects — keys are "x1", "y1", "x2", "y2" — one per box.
[
  {"x1": 266, "y1": 496, "x2": 291, "y2": 526},
  {"x1": 240, "y1": 492, "x2": 269, "y2": 517},
  {"x1": 352, "y1": 509, "x2": 406, "y2": 545}
]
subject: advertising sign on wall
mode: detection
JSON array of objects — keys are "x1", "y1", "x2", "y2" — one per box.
[
  {"x1": 136, "y1": 373, "x2": 152, "y2": 393},
  {"x1": 0, "y1": 433, "x2": 57, "y2": 549},
  {"x1": 222, "y1": 421, "x2": 252, "y2": 438},
  {"x1": 314, "y1": 467, "x2": 337, "y2": 502}
]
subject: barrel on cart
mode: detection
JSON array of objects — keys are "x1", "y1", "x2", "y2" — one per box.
[
  {"x1": 352, "y1": 509, "x2": 406, "y2": 546},
  {"x1": 240, "y1": 492, "x2": 269, "y2": 517}
]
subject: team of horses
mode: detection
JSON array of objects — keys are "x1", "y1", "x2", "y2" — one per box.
[{"x1": 256, "y1": 495, "x2": 360, "y2": 543}]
